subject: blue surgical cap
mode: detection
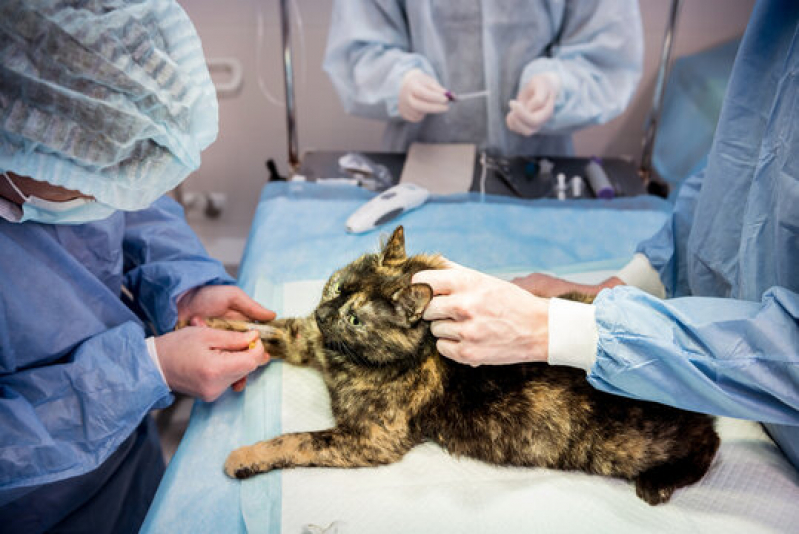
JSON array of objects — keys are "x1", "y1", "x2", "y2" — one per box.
[{"x1": 0, "y1": 0, "x2": 218, "y2": 210}]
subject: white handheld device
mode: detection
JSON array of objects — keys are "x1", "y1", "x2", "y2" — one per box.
[{"x1": 345, "y1": 183, "x2": 430, "y2": 233}]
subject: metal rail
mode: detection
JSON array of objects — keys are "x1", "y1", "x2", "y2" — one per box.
[
  {"x1": 280, "y1": 0, "x2": 299, "y2": 173},
  {"x1": 639, "y1": 0, "x2": 683, "y2": 194}
]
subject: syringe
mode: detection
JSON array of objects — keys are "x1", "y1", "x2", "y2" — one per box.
[{"x1": 445, "y1": 89, "x2": 489, "y2": 102}]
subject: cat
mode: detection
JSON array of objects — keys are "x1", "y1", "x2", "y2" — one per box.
[{"x1": 218, "y1": 225, "x2": 719, "y2": 505}]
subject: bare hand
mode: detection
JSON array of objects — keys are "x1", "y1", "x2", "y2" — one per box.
[
  {"x1": 512, "y1": 273, "x2": 625, "y2": 298},
  {"x1": 412, "y1": 262, "x2": 550, "y2": 366},
  {"x1": 155, "y1": 325, "x2": 268, "y2": 401},
  {"x1": 506, "y1": 72, "x2": 560, "y2": 136}
]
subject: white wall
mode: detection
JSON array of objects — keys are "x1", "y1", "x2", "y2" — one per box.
[{"x1": 177, "y1": 0, "x2": 755, "y2": 266}]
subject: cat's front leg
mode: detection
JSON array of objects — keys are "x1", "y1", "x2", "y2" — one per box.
[
  {"x1": 260, "y1": 317, "x2": 321, "y2": 367},
  {"x1": 224, "y1": 428, "x2": 412, "y2": 479},
  {"x1": 202, "y1": 316, "x2": 320, "y2": 367}
]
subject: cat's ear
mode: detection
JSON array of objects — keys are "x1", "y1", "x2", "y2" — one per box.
[
  {"x1": 379, "y1": 226, "x2": 406, "y2": 267},
  {"x1": 393, "y1": 283, "x2": 433, "y2": 323}
]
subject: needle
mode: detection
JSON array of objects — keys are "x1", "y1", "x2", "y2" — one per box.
[{"x1": 445, "y1": 89, "x2": 489, "y2": 102}]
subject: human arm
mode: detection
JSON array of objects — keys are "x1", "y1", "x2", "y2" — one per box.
[
  {"x1": 322, "y1": 0, "x2": 443, "y2": 120},
  {"x1": 509, "y1": 0, "x2": 643, "y2": 134},
  {"x1": 415, "y1": 264, "x2": 799, "y2": 426},
  {"x1": 122, "y1": 196, "x2": 239, "y2": 334},
  {"x1": 122, "y1": 196, "x2": 276, "y2": 391}
]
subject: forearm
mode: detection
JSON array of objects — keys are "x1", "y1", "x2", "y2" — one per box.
[
  {"x1": 323, "y1": 0, "x2": 437, "y2": 119},
  {"x1": 123, "y1": 197, "x2": 233, "y2": 333},
  {"x1": 549, "y1": 285, "x2": 799, "y2": 424},
  {"x1": 520, "y1": 0, "x2": 643, "y2": 132},
  {"x1": 0, "y1": 323, "x2": 171, "y2": 494}
]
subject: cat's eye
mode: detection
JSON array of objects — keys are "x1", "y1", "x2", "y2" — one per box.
[
  {"x1": 347, "y1": 313, "x2": 361, "y2": 326},
  {"x1": 331, "y1": 281, "x2": 341, "y2": 295}
]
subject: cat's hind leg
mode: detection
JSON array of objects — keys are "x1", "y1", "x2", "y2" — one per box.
[
  {"x1": 224, "y1": 428, "x2": 414, "y2": 479},
  {"x1": 634, "y1": 428, "x2": 720, "y2": 505}
]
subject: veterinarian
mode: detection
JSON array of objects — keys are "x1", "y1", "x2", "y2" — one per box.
[
  {"x1": 0, "y1": 1, "x2": 275, "y2": 531},
  {"x1": 323, "y1": 0, "x2": 644, "y2": 156},
  {"x1": 414, "y1": 0, "x2": 798, "y2": 469}
]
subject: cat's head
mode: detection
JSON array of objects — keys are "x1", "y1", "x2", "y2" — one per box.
[{"x1": 314, "y1": 226, "x2": 443, "y2": 368}]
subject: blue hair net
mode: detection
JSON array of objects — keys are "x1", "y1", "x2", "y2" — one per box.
[{"x1": 0, "y1": 0, "x2": 218, "y2": 210}]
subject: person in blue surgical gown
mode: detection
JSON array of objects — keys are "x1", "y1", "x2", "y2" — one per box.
[
  {"x1": 323, "y1": 0, "x2": 643, "y2": 156},
  {"x1": 0, "y1": 2, "x2": 275, "y2": 532},
  {"x1": 414, "y1": 0, "x2": 798, "y2": 468}
]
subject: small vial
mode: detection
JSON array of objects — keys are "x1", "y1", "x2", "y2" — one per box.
[
  {"x1": 555, "y1": 172, "x2": 568, "y2": 200},
  {"x1": 571, "y1": 176, "x2": 584, "y2": 197},
  {"x1": 584, "y1": 157, "x2": 614, "y2": 199}
]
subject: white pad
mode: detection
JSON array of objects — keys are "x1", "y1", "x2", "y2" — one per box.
[{"x1": 260, "y1": 277, "x2": 798, "y2": 534}]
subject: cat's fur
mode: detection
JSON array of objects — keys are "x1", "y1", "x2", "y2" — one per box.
[{"x1": 221, "y1": 226, "x2": 719, "y2": 505}]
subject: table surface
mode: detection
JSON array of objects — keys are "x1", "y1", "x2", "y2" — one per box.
[{"x1": 140, "y1": 182, "x2": 799, "y2": 534}]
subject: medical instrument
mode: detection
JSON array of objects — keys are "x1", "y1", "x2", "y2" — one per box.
[
  {"x1": 338, "y1": 153, "x2": 393, "y2": 191},
  {"x1": 479, "y1": 153, "x2": 523, "y2": 198},
  {"x1": 445, "y1": 89, "x2": 489, "y2": 102},
  {"x1": 315, "y1": 178, "x2": 360, "y2": 186},
  {"x1": 571, "y1": 176, "x2": 584, "y2": 197},
  {"x1": 345, "y1": 183, "x2": 429, "y2": 233},
  {"x1": 537, "y1": 158, "x2": 555, "y2": 198},
  {"x1": 585, "y1": 158, "x2": 615, "y2": 199},
  {"x1": 555, "y1": 173, "x2": 568, "y2": 200}
]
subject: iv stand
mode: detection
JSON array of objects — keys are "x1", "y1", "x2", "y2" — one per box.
[
  {"x1": 639, "y1": 0, "x2": 683, "y2": 197},
  {"x1": 280, "y1": 0, "x2": 300, "y2": 174}
]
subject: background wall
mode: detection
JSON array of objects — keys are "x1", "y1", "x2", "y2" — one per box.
[{"x1": 177, "y1": 0, "x2": 755, "y2": 270}]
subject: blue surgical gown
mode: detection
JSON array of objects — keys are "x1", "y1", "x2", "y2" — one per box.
[
  {"x1": 323, "y1": 0, "x2": 643, "y2": 156},
  {"x1": 0, "y1": 196, "x2": 233, "y2": 530},
  {"x1": 590, "y1": 0, "x2": 799, "y2": 467}
]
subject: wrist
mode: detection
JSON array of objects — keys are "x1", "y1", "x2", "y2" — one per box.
[
  {"x1": 146, "y1": 336, "x2": 169, "y2": 386},
  {"x1": 547, "y1": 297, "x2": 598, "y2": 371}
]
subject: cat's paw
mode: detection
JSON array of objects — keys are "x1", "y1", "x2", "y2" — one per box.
[
  {"x1": 634, "y1": 475, "x2": 675, "y2": 505},
  {"x1": 225, "y1": 446, "x2": 264, "y2": 479}
]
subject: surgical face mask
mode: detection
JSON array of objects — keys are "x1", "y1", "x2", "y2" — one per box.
[{"x1": 2, "y1": 172, "x2": 116, "y2": 225}]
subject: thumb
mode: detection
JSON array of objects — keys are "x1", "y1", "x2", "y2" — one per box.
[
  {"x1": 230, "y1": 293, "x2": 277, "y2": 322},
  {"x1": 216, "y1": 342, "x2": 267, "y2": 381}
]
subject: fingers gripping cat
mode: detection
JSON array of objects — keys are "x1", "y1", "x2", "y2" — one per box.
[{"x1": 215, "y1": 226, "x2": 719, "y2": 505}]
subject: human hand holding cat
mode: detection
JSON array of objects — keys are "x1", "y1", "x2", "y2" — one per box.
[
  {"x1": 413, "y1": 261, "x2": 550, "y2": 366},
  {"x1": 176, "y1": 285, "x2": 275, "y2": 391},
  {"x1": 155, "y1": 325, "x2": 267, "y2": 401}
]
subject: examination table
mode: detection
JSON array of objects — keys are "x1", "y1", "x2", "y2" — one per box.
[{"x1": 142, "y1": 182, "x2": 798, "y2": 533}]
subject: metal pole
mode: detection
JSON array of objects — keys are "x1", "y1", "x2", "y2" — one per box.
[
  {"x1": 639, "y1": 0, "x2": 682, "y2": 188},
  {"x1": 280, "y1": 0, "x2": 299, "y2": 173}
]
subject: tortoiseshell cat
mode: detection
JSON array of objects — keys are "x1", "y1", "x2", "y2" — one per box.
[{"x1": 219, "y1": 226, "x2": 719, "y2": 505}]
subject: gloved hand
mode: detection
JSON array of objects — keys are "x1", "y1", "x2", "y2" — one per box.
[
  {"x1": 511, "y1": 272, "x2": 625, "y2": 298},
  {"x1": 398, "y1": 68, "x2": 450, "y2": 122},
  {"x1": 177, "y1": 284, "x2": 276, "y2": 391},
  {"x1": 155, "y1": 325, "x2": 268, "y2": 401},
  {"x1": 412, "y1": 261, "x2": 550, "y2": 366},
  {"x1": 506, "y1": 72, "x2": 561, "y2": 136},
  {"x1": 177, "y1": 284, "x2": 276, "y2": 324}
]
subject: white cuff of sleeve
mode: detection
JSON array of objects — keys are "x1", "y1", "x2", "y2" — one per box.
[
  {"x1": 145, "y1": 336, "x2": 169, "y2": 386},
  {"x1": 547, "y1": 297, "x2": 598, "y2": 371},
  {"x1": 615, "y1": 253, "x2": 666, "y2": 299}
]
